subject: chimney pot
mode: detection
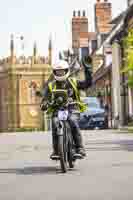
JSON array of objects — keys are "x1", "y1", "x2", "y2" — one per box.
[
  {"x1": 83, "y1": 10, "x2": 86, "y2": 17},
  {"x1": 73, "y1": 10, "x2": 76, "y2": 17},
  {"x1": 78, "y1": 10, "x2": 81, "y2": 17}
]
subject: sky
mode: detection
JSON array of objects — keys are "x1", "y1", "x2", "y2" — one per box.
[{"x1": 0, "y1": 0, "x2": 127, "y2": 63}]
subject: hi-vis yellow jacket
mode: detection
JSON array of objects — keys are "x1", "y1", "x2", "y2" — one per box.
[{"x1": 47, "y1": 77, "x2": 87, "y2": 114}]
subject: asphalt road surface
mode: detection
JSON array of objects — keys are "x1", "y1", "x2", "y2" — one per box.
[{"x1": 0, "y1": 129, "x2": 133, "y2": 200}]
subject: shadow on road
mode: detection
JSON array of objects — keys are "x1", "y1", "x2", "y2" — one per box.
[
  {"x1": 0, "y1": 166, "x2": 60, "y2": 175},
  {"x1": 0, "y1": 165, "x2": 77, "y2": 175},
  {"x1": 85, "y1": 139, "x2": 133, "y2": 152}
]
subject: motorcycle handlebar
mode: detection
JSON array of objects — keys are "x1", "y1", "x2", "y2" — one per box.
[{"x1": 47, "y1": 100, "x2": 78, "y2": 107}]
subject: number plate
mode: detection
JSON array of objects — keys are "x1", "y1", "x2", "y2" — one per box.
[{"x1": 58, "y1": 110, "x2": 68, "y2": 121}]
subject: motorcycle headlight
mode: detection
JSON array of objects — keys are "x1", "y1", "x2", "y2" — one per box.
[{"x1": 56, "y1": 96, "x2": 64, "y2": 104}]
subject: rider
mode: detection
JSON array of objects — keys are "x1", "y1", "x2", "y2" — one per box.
[{"x1": 40, "y1": 58, "x2": 92, "y2": 159}]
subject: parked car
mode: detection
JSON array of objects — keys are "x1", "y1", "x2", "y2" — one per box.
[{"x1": 79, "y1": 97, "x2": 108, "y2": 130}]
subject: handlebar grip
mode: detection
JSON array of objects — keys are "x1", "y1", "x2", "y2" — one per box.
[
  {"x1": 36, "y1": 91, "x2": 42, "y2": 97},
  {"x1": 47, "y1": 100, "x2": 54, "y2": 106},
  {"x1": 68, "y1": 101, "x2": 79, "y2": 105}
]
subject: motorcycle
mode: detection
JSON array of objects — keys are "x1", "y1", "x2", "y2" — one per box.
[{"x1": 38, "y1": 89, "x2": 80, "y2": 173}]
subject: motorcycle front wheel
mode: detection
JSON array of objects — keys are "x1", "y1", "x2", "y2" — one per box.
[
  {"x1": 67, "y1": 123, "x2": 75, "y2": 169},
  {"x1": 58, "y1": 134, "x2": 67, "y2": 173}
]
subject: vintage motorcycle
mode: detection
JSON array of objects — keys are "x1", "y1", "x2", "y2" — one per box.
[{"x1": 37, "y1": 89, "x2": 81, "y2": 173}]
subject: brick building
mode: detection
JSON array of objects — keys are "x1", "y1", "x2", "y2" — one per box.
[
  {"x1": 72, "y1": 10, "x2": 88, "y2": 56},
  {"x1": 95, "y1": 0, "x2": 112, "y2": 34},
  {"x1": 92, "y1": 0, "x2": 113, "y2": 81}
]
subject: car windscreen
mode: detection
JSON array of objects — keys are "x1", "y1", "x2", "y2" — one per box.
[
  {"x1": 83, "y1": 98, "x2": 100, "y2": 109},
  {"x1": 87, "y1": 102, "x2": 100, "y2": 108}
]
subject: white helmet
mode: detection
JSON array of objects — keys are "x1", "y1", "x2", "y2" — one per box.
[{"x1": 52, "y1": 60, "x2": 70, "y2": 81}]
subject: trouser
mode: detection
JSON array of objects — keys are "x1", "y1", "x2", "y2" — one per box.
[{"x1": 52, "y1": 114, "x2": 84, "y2": 153}]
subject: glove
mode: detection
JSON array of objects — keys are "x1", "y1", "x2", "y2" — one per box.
[
  {"x1": 36, "y1": 90, "x2": 42, "y2": 97},
  {"x1": 82, "y1": 56, "x2": 92, "y2": 72},
  {"x1": 40, "y1": 102, "x2": 48, "y2": 111}
]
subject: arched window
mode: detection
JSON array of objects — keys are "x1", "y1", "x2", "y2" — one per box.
[{"x1": 28, "y1": 81, "x2": 38, "y2": 117}]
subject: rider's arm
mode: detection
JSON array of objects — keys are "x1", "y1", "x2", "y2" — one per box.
[
  {"x1": 77, "y1": 65, "x2": 92, "y2": 90},
  {"x1": 40, "y1": 84, "x2": 50, "y2": 111},
  {"x1": 41, "y1": 84, "x2": 49, "y2": 100}
]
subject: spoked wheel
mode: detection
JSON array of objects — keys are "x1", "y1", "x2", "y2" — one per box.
[
  {"x1": 67, "y1": 123, "x2": 75, "y2": 169},
  {"x1": 58, "y1": 135, "x2": 67, "y2": 173},
  {"x1": 68, "y1": 142, "x2": 75, "y2": 169}
]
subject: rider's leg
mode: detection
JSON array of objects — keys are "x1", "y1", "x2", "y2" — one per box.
[
  {"x1": 50, "y1": 116, "x2": 59, "y2": 159},
  {"x1": 68, "y1": 117, "x2": 86, "y2": 157}
]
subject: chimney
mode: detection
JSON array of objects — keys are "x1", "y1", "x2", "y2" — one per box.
[{"x1": 95, "y1": 0, "x2": 112, "y2": 33}]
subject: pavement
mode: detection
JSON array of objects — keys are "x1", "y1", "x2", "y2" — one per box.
[
  {"x1": 0, "y1": 129, "x2": 133, "y2": 200},
  {"x1": 118, "y1": 126, "x2": 133, "y2": 132}
]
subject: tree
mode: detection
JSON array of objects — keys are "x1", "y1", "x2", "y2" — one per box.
[{"x1": 122, "y1": 29, "x2": 133, "y2": 87}]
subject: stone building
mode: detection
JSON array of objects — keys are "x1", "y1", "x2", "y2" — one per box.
[
  {"x1": 0, "y1": 65, "x2": 8, "y2": 132},
  {"x1": 1, "y1": 36, "x2": 52, "y2": 131}
]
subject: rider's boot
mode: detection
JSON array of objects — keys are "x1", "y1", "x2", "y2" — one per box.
[
  {"x1": 72, "y1": 128, "x2": 86, "y2": 159},
  {"x1": 50, "y1": 135, "x2": 60, "y2": 160},
  {"x1": 76, "y1": 147, "x2": 86, "y2": 157},
  {"x1": 50, "y1": 151, "x2": 60, "y2": 160}
]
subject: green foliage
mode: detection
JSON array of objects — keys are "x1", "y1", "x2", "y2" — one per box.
[
  {"x1": 123, "y1": 29, "x2": 133, "y2": 88},
  {"x1": 128, "y1": 78, "x2": 133, "y2": 87}
]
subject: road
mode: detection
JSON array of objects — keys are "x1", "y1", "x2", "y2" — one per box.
[{"x1": 0, "y1": 130, "x2": 133, "y2": 200}]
